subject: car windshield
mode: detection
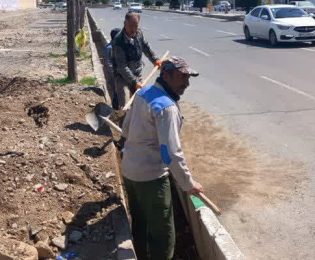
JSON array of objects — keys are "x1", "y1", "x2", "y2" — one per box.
[
  {"x1": 131, "y1": 3, "x2": 140, "y2": 6},
  {"x1": 298, "y1": 1, "x2": 315, "y2": 7},
  {"x1": 270, "y1": 7, "x2": 308, "y2": 18}
]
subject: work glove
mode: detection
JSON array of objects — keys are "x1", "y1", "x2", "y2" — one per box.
[{"x1": 154, "y1": 59, "x2": 162, "y2": 69}]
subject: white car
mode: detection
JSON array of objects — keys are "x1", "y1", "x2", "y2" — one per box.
[
  {"x1": 243, "y1": 5, "x2": 315, "y2": 46},
  {"x1": 113, "y1": 2, "x2": 122, "y2": 10},
  {"x1": 128, "y1": 3, "x2": 142, "y2": 13}
]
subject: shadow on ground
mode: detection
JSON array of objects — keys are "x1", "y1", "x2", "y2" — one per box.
[
  {"x1": 81, "y1": 86, "x2": 105, "y2": 97},
  {"x1": 84, "y1": 139, "x2": 112, "y2": 158},
  {"x1": 65, "y1": 122, "x2": 111, "y2": 136}
]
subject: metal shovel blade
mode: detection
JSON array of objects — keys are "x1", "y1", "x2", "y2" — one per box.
[
  {"x1": 85, "y1": 111, "x2": 101, "y2": 132},
  {"x1": 85, "y1": 103, "x2": 122, "y2": 133}
]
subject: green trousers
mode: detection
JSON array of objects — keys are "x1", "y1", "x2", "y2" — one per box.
[{"x1": 123, "y1": 176, "x2": 175, "y2": 260}]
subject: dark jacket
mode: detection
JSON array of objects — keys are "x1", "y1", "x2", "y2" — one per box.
[{"x1": 112, "y1": 28, "x2": 158, "y2": 87}]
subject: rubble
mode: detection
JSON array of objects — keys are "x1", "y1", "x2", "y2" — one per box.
[
  {"x1": 52, "y1": 236, "x2": 67, "y2": 250},
  {"x1": 35, "y1": 241, "x2": 55, "y2": 259},
  {"x1": 54, "y1": 183, "x2": 68, "y2": 192},
  {"x1": 61, "y1": 211, "x2": 74, "y2": 224},
  {"x1": 0, "y1": 9, "x2": 118, "y2": 259}
]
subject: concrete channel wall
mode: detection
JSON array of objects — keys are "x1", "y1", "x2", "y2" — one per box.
[
  {"x1": 87, "y1": 8, "x2": 244, "y2": 260},
  {"x1": 86, "y1": 11, "x2": 137, "y2": 260}
]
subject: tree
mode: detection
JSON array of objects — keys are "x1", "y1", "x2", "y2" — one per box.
[
  {"x1": 169, "y1": 0, "x2": 180, "y2": 9},
  {"x1": 155, "y1": 0, "x2": 164, "y2": 8},
  {"x1": 235, "y1": 0, "x2": 261, "y2": 13},
  {"x1": 143, "y1": 0, "x2": 153, "y2": 7},
  {"x1": 194, "y1": 0, "x2": 208, "y2": 12}
]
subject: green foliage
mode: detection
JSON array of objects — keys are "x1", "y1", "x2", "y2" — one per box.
[
  {"x1": 48, "y1": 76, "x2": 73, "y2": 85},
  {"x1": 143, "y1": 0, "x2": 153, "y2": 7},
  {"x1": 78, "y1": 50, "x2": 92, "y2": 60},
  {"x1": 48, "y1": 52, "x2": 66, "y2": 58},
  {"x1": 235, "y1": 0, "x2": 261, "y2": 8},
  {"x1": 79, "y1": 76, "x2": 97, "y2": 86},
  {"x1": 169, "y1": 0, "x2": 180, "y2": 9},
  {"x1": 155, "y1": 0, "x2": 164, "y2": 7},
  {"x1": 194, "y1": 0, "x2": 208, "y2": 9}
]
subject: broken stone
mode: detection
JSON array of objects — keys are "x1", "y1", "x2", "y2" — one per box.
[
  {"x1": 50, "y1": 172, "x2": 57, "y2": 180},
  {"x1": 54, "y1": 183, "x2": 68, "y2": 191},
  {"x1": 52, "y1": 235, "x2": 67, "y2": 249},
  {"x1": 0, "y1": 237, "x2": 38, "y2": 260},
  {"x1": 0, "y1": 159, "x2": 6, "y2": 165},
  {"x1": 2, "y1": 127, "x2": 8, "y2": 131},
  {"x1": 61, "y1": 211, "x2": 74, "y2": 224},
  {"x1": 18, "y1": 119, "x2": 25, "y2": 124},
  {"x1": 35, "y1": 241, "x2": 54, "y2": 259},
  {"x1": 69, "y1": 230, "x2": 82, "y2": 243},
  {"x1": 78, "y1": 193, "x2": 85, "y2": 199},
  {"x1": 11, "y1": 223, "x2": 18, "y2": 229},
  {"x1": 34, "y1": 231, "x2": 49, "y2": 244},
  {"x1": 29, "y1": 225, "x2": 43, "y2": 237},
  {"x1": 55, "y1": 159, "x2": 64, "y2": 167},
  {"x1": 105, "y1": 171, "x2": 115, "y2": 179}
]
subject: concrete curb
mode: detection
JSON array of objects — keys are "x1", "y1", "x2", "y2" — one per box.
[
  {"x1": 86, "y1": 9, "x2": 137, "y2": 260},
  {"x1": 144, "y1": 8, "x2": 245, "y2": 21},
  {"x1": 176, "y1": 186, "x2": 245, "y2": 260}
]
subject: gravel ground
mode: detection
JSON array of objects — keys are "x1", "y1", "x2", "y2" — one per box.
[{"x1": 0, "y1": 9, "x2": 121, "y2": 260}]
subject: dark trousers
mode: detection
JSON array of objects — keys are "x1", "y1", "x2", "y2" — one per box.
[{"x1": 123, "y1": 176, "x2": 175, "y2": 260}]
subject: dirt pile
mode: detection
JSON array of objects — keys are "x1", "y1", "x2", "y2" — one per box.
[{"x1": 0, "y1": 9, "x2": 121, "y2": 260}]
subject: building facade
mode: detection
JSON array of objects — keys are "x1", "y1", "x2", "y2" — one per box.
[{"x1": 0, "y1": 0, "x2": 37, "y2": 10}]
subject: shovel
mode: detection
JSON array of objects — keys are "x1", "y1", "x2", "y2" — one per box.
[{"x1": 86, "y1": 50, "x2": 170, "y2": 133}]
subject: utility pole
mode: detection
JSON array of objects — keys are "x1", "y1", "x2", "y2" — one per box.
[{"x1": 67, "y1": 0, "x2": 78, "y2": 82}]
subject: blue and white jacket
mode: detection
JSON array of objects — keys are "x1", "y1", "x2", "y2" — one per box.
[{"x1": 121, "y1": 81, "x2": 195, "y2": 191}]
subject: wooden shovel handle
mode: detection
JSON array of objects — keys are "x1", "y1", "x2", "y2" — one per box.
[
  {"x1": 122, "y1": 50, "x2": 170, "y2": 111},
  {"x1": 197, "y1": 192, "x2": 221, "y2": 215},
  {"x1": 99, "y1": 115, "x2": 122, "y2": 134}
]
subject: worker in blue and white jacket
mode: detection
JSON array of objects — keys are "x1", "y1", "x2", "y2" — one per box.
[{"x1": 121, "y1": 56, "x2": 203, "y2": 260}]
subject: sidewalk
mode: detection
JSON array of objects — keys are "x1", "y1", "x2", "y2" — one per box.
[
  {"x1": 144, "y1": 6, "x2": 245, "y2": 21},
  {"x1": 0, "y1": 9, "x2": 130, "y2": 260}
]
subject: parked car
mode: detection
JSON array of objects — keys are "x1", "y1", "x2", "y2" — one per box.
[
  {"x1": 38, "y1": 3, "x2": 55, "y2": 9},
  {"x1": 113, "y1": 2, "x2": 122, "y2": 10},
  {"x1": 214, "y1": 1, "x2": 231, "y2": 12},
  {"x1": 243, "y1": 5, "x2": 315, "y2": 46},
  {"x1": 289, "y1": 1, "x2": 315, "y2": 18},
  {"x1": 54, "y1": 2, "x2": 67, "y2": 12},
  {"x1": 128, "y1": 3, "x2": 142, "y2": 13}
]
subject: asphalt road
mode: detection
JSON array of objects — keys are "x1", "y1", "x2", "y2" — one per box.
[{"x1": 90, "y1": 8, "x2": 315, "y2": 259}]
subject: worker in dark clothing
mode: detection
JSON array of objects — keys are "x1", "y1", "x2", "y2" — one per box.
[
  {"x1": 112, "y1": 11, "x2": 162, "y2": 109},
  {"x1": 103, "y1": 28, "x2": 120, "y2": 109}
]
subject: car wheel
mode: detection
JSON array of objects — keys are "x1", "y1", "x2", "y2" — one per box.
[
  {"x1": 244, "y1": 26, "x2": 253, "y2": 41},
  {"x1": 269, "y1": 30, "x2": 278, "y2": 47}
]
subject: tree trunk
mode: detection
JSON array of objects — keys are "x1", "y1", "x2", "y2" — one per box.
[{"x1": 67, "y1": 0, "x2": 78, "y2": 82}]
